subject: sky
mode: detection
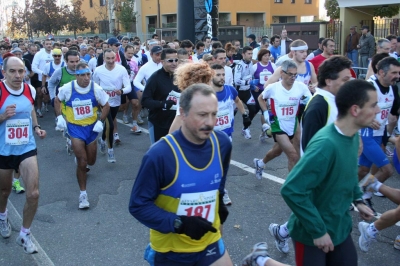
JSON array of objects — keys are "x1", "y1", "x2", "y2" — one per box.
[{"x1": 320, "y1": 0, "x2": 328, "y2": 19}]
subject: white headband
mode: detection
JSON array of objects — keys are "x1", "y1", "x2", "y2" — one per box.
[{"x1": 290, "y1": 45, "x2": 308, "y2": 51}]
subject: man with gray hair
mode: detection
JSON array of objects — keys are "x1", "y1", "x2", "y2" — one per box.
[
  {"x1": 255, "y1": 59, "x2": 312, "y2": 177},
  {"x1": 365, "y1": 38, "x2": 391, "y2": 79},
  {"x1": 130, "y1": 83, "x2": 233, "y2": 265}
]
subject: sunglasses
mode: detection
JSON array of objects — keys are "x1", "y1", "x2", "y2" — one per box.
[
  {"x1": 166, "y1": 58, "x2": 179, "y2": 63},
  {"x1": 113, "y1": 44, "x2": 121, "y2": 47},
  {"x1": 53, "y1": 55, "x2": 61, "y2": 57}
]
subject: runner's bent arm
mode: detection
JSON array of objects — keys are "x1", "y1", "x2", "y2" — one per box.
[
  {"x1": 48, "y1": 68, "x2": 62, "y2": 100},
  {"x1": 133, "y1": 66, "x2": 146, "y2": 91}
]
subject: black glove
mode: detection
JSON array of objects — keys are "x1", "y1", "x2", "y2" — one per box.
[
  {"x1": 162, "y1": 100, "x2": 175, "y2": 110},
  {"x1": 177, "y1": 216, "x2": 217, "y2": 240},
  {"x1": 218, "y1": 193, "x2": 229, "y2": 224},
  {"x1": 242, "y1": 113, "x2": 251, "y2": 128}
]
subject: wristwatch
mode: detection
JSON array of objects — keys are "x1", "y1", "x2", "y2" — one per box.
[
  {"x1": 173, "y1": 217, "x2": 182, "y2": 232},
  {"x1": 33, "y1": 125, "x2": 41, "y2": 130}
]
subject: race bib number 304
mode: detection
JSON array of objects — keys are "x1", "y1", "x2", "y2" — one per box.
[
  {"x1": 6, "y1": 119, "x2": 30, "y2": 145},
  {"x1": 176, "y1": 190, "x2": 217, "y2": 223}
]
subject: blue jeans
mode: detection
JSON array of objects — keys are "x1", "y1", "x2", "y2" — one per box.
[
  {"x1": 148, "y1": 121, "x2": 155, "y2": 144},
  {"x1": 359, "y1": 55, "x2": 369, "y2": 75},
  {"x1": 347, "y1": 49, "x2": 358, "y2": 73}
]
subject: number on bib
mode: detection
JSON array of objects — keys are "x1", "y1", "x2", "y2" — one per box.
[{"x1": 5, "y1": 119, "x2": 30, "y2": 145}]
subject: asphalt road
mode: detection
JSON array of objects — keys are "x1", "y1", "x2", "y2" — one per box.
[{"x1": 1, "y1": 108, "x2": 400, "y2": 266}]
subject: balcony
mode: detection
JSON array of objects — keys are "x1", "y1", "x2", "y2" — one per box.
[
  {"x1": 237, "y1": 20, "x2": 265, "y2": 27},
  {"x1": 162, "y1": 22, "x2": 177, "y2": 28}
]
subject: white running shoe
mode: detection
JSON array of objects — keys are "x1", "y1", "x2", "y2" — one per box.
[
  {"x1": 36, "y1": 109, "x2": 43, "y2": 118},
  {"x1": 108, "y1": 150, "x2": 116, "y2": 163},
  {"x1": 253, "y1": 158, "x2": 264, "y2": 180},
  {"x1": 79, "y1": 194, "x2": 90, "y2": 209},
  {"x1": 16, "y1": 233, "x2": 38, "y2": 254},
  {"x1": 223, "y1": 190, "x2": 232, "y2": 206},
  {"x1": 98, "y1": 138, "x2": 106, "y2": 154},
  {"x1": 137, "y1": 116, "x2": 144, "y2": 125},
  {"x1": 394, "y1": 235, "x2": 400, "y2": 250},
  {"x1": 269, "y1": 223, "x2": 290, "y2": 254},
  {"x1": 358, "y1": 221, "x2": 375, "y2": 252},
  {"x1": 0, "y1": 218, "x2": 12, "y2": 238},
  {"x1": 122, "y1": 114, "x2": 129, "y2": 124},
  {"x1": 242, "y1": 128, "x2": 251, "y2": 139},
  {"x1": 113, "y1": 133, "x2": 121, "y2": 145}
]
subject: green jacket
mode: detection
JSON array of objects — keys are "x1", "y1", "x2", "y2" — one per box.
[{"x1": 281, "y1": 123, "x2": 363, "y2": 246}]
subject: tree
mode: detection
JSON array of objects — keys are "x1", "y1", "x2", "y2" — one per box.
[
  {"x1": 30, "y1": 0, "x2": 66, "y2": 36},
  {"x1": 8, "y1": 6, "x2": 28, "y2": 37},
  {"x1": 63, "y1": 0, "x2": 90, "y2": 38},
  {"x1": 324, "y1": 0, "x2": 339, "y2": 20},
  {"x1": 115, "y1": 0, "x2": 137, "y2": 32}
]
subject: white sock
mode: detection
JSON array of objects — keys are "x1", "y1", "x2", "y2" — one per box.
[
  {"x1": 367, "y1": 223, "x2": 378, "y2": 239},
  {"x1": 80, "y1": 190, "x2": 87, "y2": 196},
  {"x1": 13, "y1": 178, "x2": 18, "y2": 183},
  {"x1": 362, "y1": 191, "x2": 372, "y2": 200},
  {"x1": 373, "y1": 181, "x2": 383, "y2": 192},
  {"x1": 279, "y1": 222, "x2": 289, "y2": 238},
  {"x1": 20, "y1": 226, "x2": 30, "y2": 237},
  {"x1": 257, "y1": 160, "x2": 265, "y2": 168},
  {"x1": 257, "y1": 256, "x2": 270, "y2": 266},
  {"x1": 0, "y1": 209, "x2": 7, "y2": 220},
  {"x1": 108, "y1": 148, "x2": 113, "y2": 153}
]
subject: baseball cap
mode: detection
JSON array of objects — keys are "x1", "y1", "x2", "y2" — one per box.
[
  {"x1": 52, "y1": 48, "x2": 62, "y2": 55},
  {"x1": 247, "y1": 34, "x2": 256, "y2": 40},
  {"x1": 151, "y1": 46, "x2": 163, "y2": 54},
  {"x1": 10, "y1": 48, "x2": 23, "y2": 54},
  {"x1": 107, "y1": 37, "x2": 121, "y2": 45},
  {"x1": 361, "y1": 25, "x2": 369, "y2": 31}
]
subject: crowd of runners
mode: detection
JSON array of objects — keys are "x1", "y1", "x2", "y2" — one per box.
[{"x1": 0, "y1": 26, "x2": 400, "y2": 265}]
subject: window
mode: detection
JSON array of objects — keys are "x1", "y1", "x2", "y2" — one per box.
[
  {"x1": 90, "y1": 0, "x2": 93, "y2": 7},
  {"x1": 100, "y1": 0, "x2": 106, "y2": 6},
  {"x1": 291, "y1": 0, "x2": 295, "y2": 3},
  {"x1": 274, "y1": 0, "x2": 283, "y2": 3},
  {"x1": 305, "y1": 0, "x2": 312, "y2": 3}
]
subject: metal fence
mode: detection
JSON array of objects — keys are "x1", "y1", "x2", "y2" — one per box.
[
  {"x1": 246, "y1": 26, "x2": 273, "y2": 39},
  {"x1": 326, "y1": 20, "x2": 342, "y2": 55},
  {"x1": 359, "y1": 18, "x2": 399, "y2": 39}
]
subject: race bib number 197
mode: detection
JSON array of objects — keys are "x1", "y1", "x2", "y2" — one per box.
[
  {"x1": 6, "y1": 119, "x2": 30, "y2": 145},
  {"x1": 176, "y1": 190, "x2": 217, "y2": 223}
]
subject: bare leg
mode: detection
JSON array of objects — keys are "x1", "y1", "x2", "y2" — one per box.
[
  {"x1": 262, "y1": 143, "x2": 283, "y2": 165},
  {"x1": 276, "y1": 134, "x2": 299, "y2": 172},
  {"x1": 0, "y1": 169, "x2": 13, "y2": 212},
  {"x1": 374, "y1": 205, "x2": 400, "y2": 231}
]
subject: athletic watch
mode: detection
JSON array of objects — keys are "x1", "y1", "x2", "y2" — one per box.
[
  {"x1": 173, "y1": 217, "x2": 182, "y2": 232},
  {"x1": 33, "y1": 125, "x2": 41, "y2": 130}
]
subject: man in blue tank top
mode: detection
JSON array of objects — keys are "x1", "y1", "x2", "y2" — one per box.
[
  {"x1": 0, "y1": 56, "x2": 46, "y2": 254},
  {"x1": 129, "y1": 84, "x2": 234, "y2": 265}
]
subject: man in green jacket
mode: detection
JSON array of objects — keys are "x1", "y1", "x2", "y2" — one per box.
[{"x1": 281, "y1": 79, "x2": 376, "y2": 265}]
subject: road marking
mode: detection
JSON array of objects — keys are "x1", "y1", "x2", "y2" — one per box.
[
  {"x1": 7, "y1": 200, "x2": 55, "y2": 265},
  {"x1": 117, "y1": 119, "x2": 400, "y2": 226}
]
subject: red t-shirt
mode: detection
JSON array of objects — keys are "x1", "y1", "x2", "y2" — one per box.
[{"x1": 309, "y1": 54, "x2": 328, "y2": 75}]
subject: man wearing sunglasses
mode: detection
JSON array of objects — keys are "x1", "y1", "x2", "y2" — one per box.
[
  {"x1": 142, "y1": 48, "x2": 180, "y2": 144},
  {"x1": 41, "y1": 49, "x2": 65, "y2": 106}
]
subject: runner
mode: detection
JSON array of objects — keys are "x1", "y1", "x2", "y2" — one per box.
[
  {"x1": 54, "y1": 62, "x2": 110, "y2": 209},
  {"x1": 129, "y1": 83, "x2": 233, "y2": 265},
  {"x1": 93, "y1": 49, "x2": 131, "y2": 162},
  {"x1": 268, "y1": 56, "x2": 353, "y2": 254},
  {"x1": 0, "y1": 56, "x2": 47, "y2": 254},
  {"x1": 358, "y1": 57, "x2": 400, "y2": 214},
  {"x1": 254, "y1": 59, "x2": 312, "y2": 177},
  {"x1": 32, "y1": 39, "x2": 53, "y2": 118}
]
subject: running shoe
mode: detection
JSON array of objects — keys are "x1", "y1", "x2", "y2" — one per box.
[
  {"x1": 259, "y1": 130, "x2": 268, "y2": 143},
  {"x1": 79, "y1": 194, "x2": 90, "y2": 209},
  {"x1": 242, "y1": 128, "x2": 251, "y2": 139},
  {"x1": 44, "y1": 104, "x2": 49, "y2": 112},
  {"x1": 16, "y1": 233, "x2": 38, "y2": 254},
  {"x1": 269, "y1": 223, "x2": 290, "y2": 254},
  {"x1": 365, "y1": 198, "x2": 377, "y2": 216},
  {"x1": 122, "y1": 114, "x2": 129, "y2": 124},
  {"x1": 374, "y1": 192, "x2": 385, "y2": 197},
  {"x1": 358, "y1": 221, "x2": 375, "y2": 252},
  {"x1": 66, "y1": 139, "x2": 73, "y2": 156},
  {"x1": 130, "y1": 124, "x2": 142, "y2": 135},
  {"x1": 137, "y1": 116, "x2": 144, "y2": 125},
  {"x1": 140, "y1": 108, "x2": 148, "y2": 118},
  {"x1": 360, "y1": 174, "x2": 379, "y2": 193},
  {"x1": 394, "y1": 235, "x2": 400, "y2": 250},
  {"x1": 113, "y1": 134, "x2": 121, "y2": 145},
  {"x1": 385, "y1": 146, "x2": 394, "y2": 157},
  {"x1": 223, "y1": 190, "x2": 232, "y2": 206},
  {"x1": 394, "y1": 126, "x2": 400, "y2": 136},
  {"x1": 253, "y1": 158, "x2": 263, "y2": 180},
  {"x1": 108, "y1": 150, "x2": 116, "y2": 163},
  {"x1": 36, "y1": 109, "x2": 43, "y2": 118},
  {"x1": 98, "y1": 138, "x2": 106, "y2": 154},
  {"x1": 12, "y1": 180, "x2": 25, "y2": 194},
  {"x1": 0, "y1": 218, "x2": 12, "y2": 238},
  {"x1": 241, "y1": 242, "x2": 269, "y2": 266}
]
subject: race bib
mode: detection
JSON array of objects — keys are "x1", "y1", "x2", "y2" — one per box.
[
  {"x1": 72, "y1": 99, "x2": 93, "y2": 120},
  {"x1": 103, "y1": 87, "x2": 119, "y2": 100},
  {"x1": 278, "y1": 102, "x2": 297, "y2": 120},
  {"x1": 5, "y1": 119, "x2": 30, "y2": 145},
  {"x1": 166, "y1": 91, "x2": 181, "y2": 111},
  {"x1": 176, "y1": 190, "x2": 217, "y2": 223},
  {"x1": 259, "y1": 71, "x2": 272, "y2": 85},
  {"x1": 215, "y1": 109, "x2": 230, "y2": 131},
  {"x1": 377, "y1": 102, "x2": 391, "y2": 125}
]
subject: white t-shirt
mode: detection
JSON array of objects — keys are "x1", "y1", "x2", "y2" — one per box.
[
  {"x1": 275, "y1": 54, "x2": 290, "y2": 67},
  {"x1": 262, "y1": 81, "x2": 312, "y2": 135},
  {"x1": 57, "y1": 80, "x2": 109, "y2": 107},
  {"x1": 88, "y1": 57, "x2": 98, "y2": 72},
  {"x1": 32, "y1": 49, "x2": 53, "y2": 81},
  {"x1": 93, "y1": 64, "x2": 131, "y2": 107},
  {"x1": 224, "y1": 66, "x2": 233, "y2": 86},
  {"x1": 133, "y1": 60, "x2": 162, "y2": 91},
  {"x1": 42, "y1": 61, "x2": 64, "y2": 77}
]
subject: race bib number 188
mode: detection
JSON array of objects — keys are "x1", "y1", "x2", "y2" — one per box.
[
  {"x1": 6, "y1": 119, "x2": 30, "y2": 145},
  {"x1": 176, "y1": 190, "x2": 217, "y2": 223}
]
